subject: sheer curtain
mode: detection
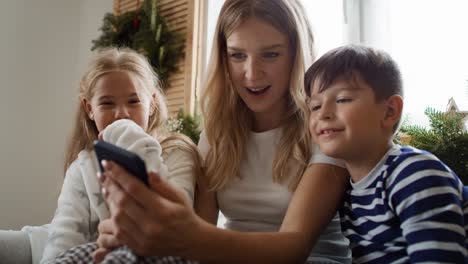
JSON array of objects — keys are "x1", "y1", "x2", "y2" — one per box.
[
  {"x1": 301, "y1": 0, "x2": 344, "y2": 56},
  {"x1": 354, "y1": 0, "x2": 468, "y2": 127}
]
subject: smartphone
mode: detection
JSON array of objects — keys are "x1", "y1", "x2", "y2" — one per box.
[{"x1": 93, "y1": 140, "x2": 149, "y2": 186}]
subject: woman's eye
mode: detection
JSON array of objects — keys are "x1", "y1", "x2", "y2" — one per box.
[
  {"x1": 337, "y1": 98, "x2": 352, "y2": 103},
  {"x1": 263, "y1": 52, "x2": 279, "y2": 59},
  {"x1": 99, "y1": 101, "x2": 113, "y2": 106},
  {"x1": 230, "y1": 53, "x2": 246, "y2": 60},
  {"x1": 129, "y1": 99, "x2": 140, "y2": 104}
]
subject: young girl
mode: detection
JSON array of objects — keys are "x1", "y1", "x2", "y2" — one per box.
[{"x1": 40, "y1": 48, "x2": 201, "y2": 263}]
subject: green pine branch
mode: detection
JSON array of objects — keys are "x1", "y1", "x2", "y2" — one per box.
[
  {"x1": 399, "y1": 107, "x2": 468, "y2": 183},
  {"x1": 91, "y1": 0, "x2": 184, "y2": 87}
]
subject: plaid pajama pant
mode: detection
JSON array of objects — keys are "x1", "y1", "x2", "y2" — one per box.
[
  {"x1": 49, "y1": 242, "x2": 344, "y2": 264},
  {"x1": 49, "y1": 242, "x2": 200, "y2": 264}
]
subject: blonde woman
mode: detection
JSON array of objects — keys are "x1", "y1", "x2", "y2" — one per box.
[{"x1": 56, "y1": 1, "x2": 351, "y2": 263}]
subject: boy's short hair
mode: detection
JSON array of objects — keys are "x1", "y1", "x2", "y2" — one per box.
[{"x1": 304, "y1": 45, "x2": 403, "y2": 101}]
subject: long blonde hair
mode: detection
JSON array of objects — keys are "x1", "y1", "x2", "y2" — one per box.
[
  {"x1": 201, "y1": 0, "x2": 315, "y2": 191},
  {"x1": 65, "y1": 48, "x2": 202, "y2": 180}
]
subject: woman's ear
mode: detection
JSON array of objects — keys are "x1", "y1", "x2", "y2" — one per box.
[
  {"x1": 82, "y1": 98, "x2": 94, "y2": 120},
  {"x1": 382, "y1": 95, "x2": 403, "y2": 129}
]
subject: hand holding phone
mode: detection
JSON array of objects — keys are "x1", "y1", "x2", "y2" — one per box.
[{"x1": 93, "y1": 140, "x2": 149, "y2": 186}]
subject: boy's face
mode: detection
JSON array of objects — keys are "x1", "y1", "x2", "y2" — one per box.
[{"x1": 307, "y1": 75, "x2": 393, "y2": 161}]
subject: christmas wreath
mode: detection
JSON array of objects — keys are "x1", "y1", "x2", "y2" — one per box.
[{"x1": 92, "y1": 0, "x2": 184, "y2": 86}]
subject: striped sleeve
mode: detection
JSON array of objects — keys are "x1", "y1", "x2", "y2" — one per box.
[{"x1": 386, "y1": 152, "x2": 467, "y2": 263}]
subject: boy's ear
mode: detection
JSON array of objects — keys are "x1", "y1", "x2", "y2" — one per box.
[
  {"x1": 382, "y1": 95, "x2": 403, "y2": 129},
  {"x1": 82, "y1": 98, "x2": 94, "y2": 120}
]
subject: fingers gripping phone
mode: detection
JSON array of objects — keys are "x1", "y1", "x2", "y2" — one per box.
[{"x1": 93, "y1": 140, "x2": 149, "y2": 186}]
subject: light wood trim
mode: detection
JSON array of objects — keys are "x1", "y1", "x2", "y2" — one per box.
[
  {"x1": 114, "y1": 0, "x2": 205, "y2": 117},
  {"x1": 193, "y1": 0, "x2": 208, "y2": 114}
]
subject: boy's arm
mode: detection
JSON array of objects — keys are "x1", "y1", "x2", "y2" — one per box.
[
  {"x1": 185, "y1": 163, "x2": 349, "y2": 264},
  {"x1": 40, "y1": 161, "x2": 91, "y2": 263},
  {"x1": 390, "y1": 155, "x2": 466, "y2": 262}
]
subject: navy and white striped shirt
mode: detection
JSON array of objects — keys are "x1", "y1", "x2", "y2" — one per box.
[{"x1": 340, "y1": 145, "x2": 468, "y2": 263}]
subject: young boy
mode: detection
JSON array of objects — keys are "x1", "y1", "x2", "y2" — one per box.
[{"x1": 305, "y1": 45, "x2": 468, "y2": 263}]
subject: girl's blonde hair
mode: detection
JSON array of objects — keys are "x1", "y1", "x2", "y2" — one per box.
[
  {"x1": 201, "y1": 0, "x2": 315, "y2": 191},
  {"x1": 65, "y1": 47, "x2": 202, "y2": 180}
]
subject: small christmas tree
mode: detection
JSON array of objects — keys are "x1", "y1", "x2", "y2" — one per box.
[{"x1": 92, "y1": 0, "x2": 184, "y2": 87}]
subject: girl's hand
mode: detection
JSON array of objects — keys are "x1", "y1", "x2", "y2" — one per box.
[
  {"x1": 98, "y1": 160, "x2": 202, "y2": 256},
  {"x1": 92, "y1": 219, "x2": 121, "y2": 262}
]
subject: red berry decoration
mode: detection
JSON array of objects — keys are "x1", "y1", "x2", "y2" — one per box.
[{"x1": 133, "y1": 16, "x2": 139, "y2": 28}]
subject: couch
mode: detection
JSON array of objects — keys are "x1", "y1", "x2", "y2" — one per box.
[{"x1": 0, "y1": 225, "x2": 49, "y2": 264}]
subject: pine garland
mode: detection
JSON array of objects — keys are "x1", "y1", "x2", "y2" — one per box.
[{"x1": 91, "y1": 0, "x2": 184, "y2": 87}]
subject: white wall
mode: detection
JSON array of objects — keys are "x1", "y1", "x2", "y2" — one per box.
[{"x1": 0, "y1": 0, "x2": 113, "y2": 229}]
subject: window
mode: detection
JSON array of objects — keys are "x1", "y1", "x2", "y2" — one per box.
[
  {"x1": 388, "y1": 0, "x2": 468, "y2": 126},
  {"x1": 301, "y1": 0, "x2": 344, "y2": 57},
  {"x1": 351, "y1": 0, "x2": 468, "y2": 127}
]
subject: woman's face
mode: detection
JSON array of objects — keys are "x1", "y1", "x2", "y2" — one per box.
[{"x1": 226, "y1": 17, "x2": 293, "y2": 129}]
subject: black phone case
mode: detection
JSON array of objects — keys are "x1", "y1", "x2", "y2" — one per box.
[{"x1": 93, "y1": 140, "x2": 149, "y2": 186}]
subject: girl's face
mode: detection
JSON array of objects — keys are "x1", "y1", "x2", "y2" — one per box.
[
  {"x1": 83, "y1": 71, "x2": 155, "y2": 132},
  {"x1": 226, "y1": 17, "x2": 293, "y2": 130}
]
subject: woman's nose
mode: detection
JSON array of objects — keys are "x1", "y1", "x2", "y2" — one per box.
[{"x1": 244, "y1": 58, "x2": 263, "y2": 81}]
